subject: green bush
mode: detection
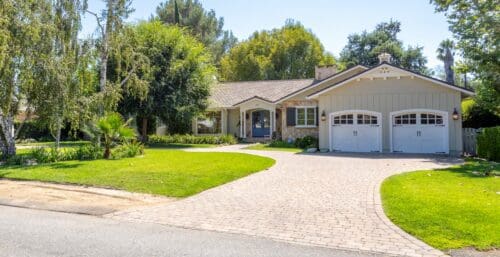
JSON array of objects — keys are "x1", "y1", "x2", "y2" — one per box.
[
  {"x1": 5, "y1": 154, "x2": 31, "y2": 166},
  {"x1": 268, "y1": 140, "x2": 296, "y2": 148},
  {"x1": 294, "y1": 136, "x2": 318, "y2": 149},
  {"x1": 148, "y1": 134, "x2": 237, "y2": 145},
  {"x1": 477, "y1": 127, "x2": 500, "y2": 161},
  {"x1": 75, "y1": 145, "x2": 103, "y2": 161},
  {"x1": 111, "y1": 142, "x2": 144, "y2": 159}
]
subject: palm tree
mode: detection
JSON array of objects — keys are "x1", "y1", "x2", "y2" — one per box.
[
  {"x1": 436, "y1": 39, "x2": 455, "y2": 84},
  {"x1": 97, "y1": 113, "x2": 136, "y2": 159}
]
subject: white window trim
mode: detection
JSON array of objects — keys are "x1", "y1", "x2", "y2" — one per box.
[{"x1": 295, "y1": 106, "x2": 317, "y2": 128}]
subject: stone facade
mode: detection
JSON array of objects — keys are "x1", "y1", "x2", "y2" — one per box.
[{"x1": 280, "y1": 99, "x2": 319, "y2": 141}]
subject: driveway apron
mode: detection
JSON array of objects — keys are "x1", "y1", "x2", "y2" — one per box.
[{"x1": 108, "y1": 145, "x2": 461, "y2": 257}]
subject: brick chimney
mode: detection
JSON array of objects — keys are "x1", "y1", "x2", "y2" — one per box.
[
  {"x1": 315, "y1": 65, "x2": 337, "y2": 80},
  {"x1": 378, "y1": 52, "x2": 392, "y2": 64}
]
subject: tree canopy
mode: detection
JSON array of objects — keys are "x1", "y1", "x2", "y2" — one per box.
[
  {"x1": 339, "y1": 20, "x2": 429, "y2": 74},
  {"x1": 431, "y1": 0, "x2": 499, "y2": 113},
  {"x1": 220, "y1": 20, "x2": 335, "y2": 81},
  {"x1": 155, "y1": 0, "x2": 237, "y2": 66},
  {"x1": 118, "y1": 21, "x2": 216, "y2": 135}
]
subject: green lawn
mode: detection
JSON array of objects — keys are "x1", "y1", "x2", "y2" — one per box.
[
  {"x1": 0, "y1": 149, "x2": 275, "y2": 197},
  {"x1": 381, "y1": 160, "x2": 500, "y2": 250},
  {"x1": 244, "y1": 143, "x2": 303, "y2": 153},
  {"x1": 148, "y1": 143, "x2": 217, "y2": 149}
]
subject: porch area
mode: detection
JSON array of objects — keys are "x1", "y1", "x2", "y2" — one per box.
[{"x1": 234, "y1": 97, "x2": 281, "y2": 142}]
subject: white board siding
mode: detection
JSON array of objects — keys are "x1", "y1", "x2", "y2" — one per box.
[{"x1": 318, "y1": 76, "x2": 463, "y2": 155}]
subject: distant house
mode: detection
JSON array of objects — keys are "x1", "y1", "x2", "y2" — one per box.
[{"x1": 161, "y1": 53, "x2": 474, "y2": 156}]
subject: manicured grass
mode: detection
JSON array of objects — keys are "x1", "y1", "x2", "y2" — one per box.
[
  {"x1": 244, "y1": 143, "x2": 303, "y2": 153},
  {"x1": 0, "y1": 149, "x2": 275, "y2": 197},
  {"x1": 381, "y1": 159, "x2": 500, "y2": 250},
  {"x1": 148, "y1": 143, "x2": 217, "y2": 149}
]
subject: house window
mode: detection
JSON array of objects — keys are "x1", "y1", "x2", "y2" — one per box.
[
  {"x1": 197, "y1": 111, "x2": 222, "y2": 134},
  {"x1": 296, "y1": 107, "x2": 316, "y2": 127}
]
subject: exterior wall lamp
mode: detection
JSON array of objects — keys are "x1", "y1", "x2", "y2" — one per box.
[
  {"x1": 452, "y1": 108, "x2": 460, "y2": 120},
  {"x1": 321, "y1": 110, "x2": 326, "y2": 121}
]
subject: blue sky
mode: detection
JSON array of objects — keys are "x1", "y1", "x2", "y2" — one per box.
[{"x1": 82, "y1": 0, "x2": 452, "y2": 68}]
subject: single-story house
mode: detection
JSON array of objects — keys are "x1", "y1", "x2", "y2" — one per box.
[{"x1": 162, "y1": 53, "x2": 474, "y2": 155}]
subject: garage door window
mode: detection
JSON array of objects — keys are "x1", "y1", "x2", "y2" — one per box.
[
  {"x1": 421, "y1": 113, "x2": 443, "y2": 125},
  {"x1": 357, "y1": 114, "x2": 378, "y2": 125},
  {"x1": 394, "y1": 114, "x2": 416, "y2": 125},
  {"x1": 333, "y1": 114, "x2": 353, "y2": 125}
]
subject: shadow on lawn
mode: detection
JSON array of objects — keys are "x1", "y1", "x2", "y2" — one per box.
[
  {"x1": 432, "y1": 160, "x2": 499, "y2": 178},
  {"x1": 0, "y1": 162, "x2": 83, "y2": 172}
]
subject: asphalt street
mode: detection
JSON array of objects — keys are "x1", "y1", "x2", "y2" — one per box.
[{"x1": 0, "y1": 206, "x2": 384, "y2": 257}]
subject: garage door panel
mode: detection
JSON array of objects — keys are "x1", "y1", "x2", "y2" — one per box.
[
  {"x1": 391, "y1": 110, "x2": 448, "y2": 154},
  {"x1": 420, "y1": 125, "x2": 446, "y2": 153},
  {"x1": 356, "y1": 125, "x2": 380, "y2": 152},
  {"x1": 330, "y1": 111, "x2": 381, "y2": 153},
  {"x1": 332, "y1": 125, "x2": 356, "y2": 152},
  {"x1": 393, "y1": 126, "x2": 419, "y2": 153}
]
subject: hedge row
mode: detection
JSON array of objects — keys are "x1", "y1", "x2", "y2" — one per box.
[
  {"x1": 477, "y1": 126, "x2": 500, "y2": 161},
  {"x1": 148, "y1": 134, "x2": 237, "y2": 145},
  {"x1": 6, "y1": 143, "x2": 144, "y2": 165}
]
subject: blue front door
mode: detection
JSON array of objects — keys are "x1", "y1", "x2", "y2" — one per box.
[{"x1": 252, "y1": 110, "x2": 270, "y2": 137}]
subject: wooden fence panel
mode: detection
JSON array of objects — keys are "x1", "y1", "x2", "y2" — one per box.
[{"x1": 463, "y1": 128, "x2": 478, "y2": 155}]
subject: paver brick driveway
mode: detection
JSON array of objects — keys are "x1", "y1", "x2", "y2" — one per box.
[{"x1": 109, "y1": 145, "x2": 462, "y2": 257}]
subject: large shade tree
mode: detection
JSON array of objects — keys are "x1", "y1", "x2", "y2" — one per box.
[
  {"x1": 155, "y1": 0, "x2": 237, "y2": 66},
  {"x1": 339, "y1": 20, "x2": 429, "y2": 74},
  {"x1": 86, "y1": 0, "x2": 150, "y2": 113},
  {"x1": 431, "y1": 0, "x2": 499, "y2": 113},
  {"x1": 117, "y1": 21, "x2": 216, "y2": 136},
  {"x1": 30, "y1": 0, "x2": 89, "y2": 149},
  {"x1": 220, "y1": 20, "x2": 335, "y2": 81},
  {"x1": 0, "y1": 0, "x2": 75, "y2": 157}
]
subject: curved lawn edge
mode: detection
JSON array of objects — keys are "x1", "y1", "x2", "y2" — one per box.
[
  {"x1": 380, "y1": 160, "x2": 500, "y2": 251},
  {"x1": 0, "y1": 149, "x2": 276, "y2": 198}
]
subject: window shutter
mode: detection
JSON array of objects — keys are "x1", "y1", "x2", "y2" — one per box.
[
  {"x1": 286, "y1": 107, "x2": 296, "y2": 126},
  {"x1": 315, "y1": 107, "x2": 319, "y2": 126}
]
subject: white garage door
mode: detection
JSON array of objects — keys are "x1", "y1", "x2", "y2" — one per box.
[
  {"x1": 391, "y1": 110, "x2": 448, "y2": 154},
  {"x1": 330, "y1": 111, "x2": 382, "y2": 152}
]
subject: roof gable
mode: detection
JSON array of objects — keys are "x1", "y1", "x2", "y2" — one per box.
[
  {"x1": 307, "y1": 63, "x2": 474, "y2": 99},
  {"x1": 275, "y1": 65, "x2": 367, "y2": 103}
]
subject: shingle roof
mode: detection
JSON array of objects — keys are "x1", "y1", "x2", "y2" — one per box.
[{"x1": 209, "y1": 79, "x2": 315, "y2": 107}]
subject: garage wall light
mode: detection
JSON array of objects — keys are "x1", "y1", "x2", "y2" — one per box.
[
  {"x1": 452, "y1": 108, "x2": 460, "y2": 120},
  {"x1": 321, "y1": 110, "x2": 326, "y2": 121}
]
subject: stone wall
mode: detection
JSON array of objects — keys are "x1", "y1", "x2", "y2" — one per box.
[{"x1": 280, "y1": 99, "x2": 319, "y2": 141}]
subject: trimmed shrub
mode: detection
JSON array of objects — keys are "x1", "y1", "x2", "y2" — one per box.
[
  {"x1": 268, "y1": 140, "x2": 296, "y2": 148},
  {"x1": 29, "y1": 147, "x2": 77, "y2": 163},
  {"x1": 294, "y1": 136, "x2": 318, "y2": 149},
  {"x1": 148, "y1": 134, "x2": 237, "y2": 145},
  {"x1": 477, "y1": 127, "x2": 500, "y2": 161},
  {"x1": 111, "y1": 142, "x2": 144, "y2": 159},
  {"x1": 75, "y1": 145, "x2": 103, "y2": 161}
]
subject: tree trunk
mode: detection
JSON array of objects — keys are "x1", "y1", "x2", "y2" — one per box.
[
  {"x1": 104, "y1": 147, "x2": 111, "y2": 159},
  {"x1": 141, "y1": 117, "x2": 148, "y2": 143},
  {"x1": 55, "y1": 119, "x2": 62, "y2": 150},
  {"x1": 0, "y1": 114, "x2": 16, "y2": 158},
  {"x1": 444, "y1": 49, "x2": 455, "y2": 84}
]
